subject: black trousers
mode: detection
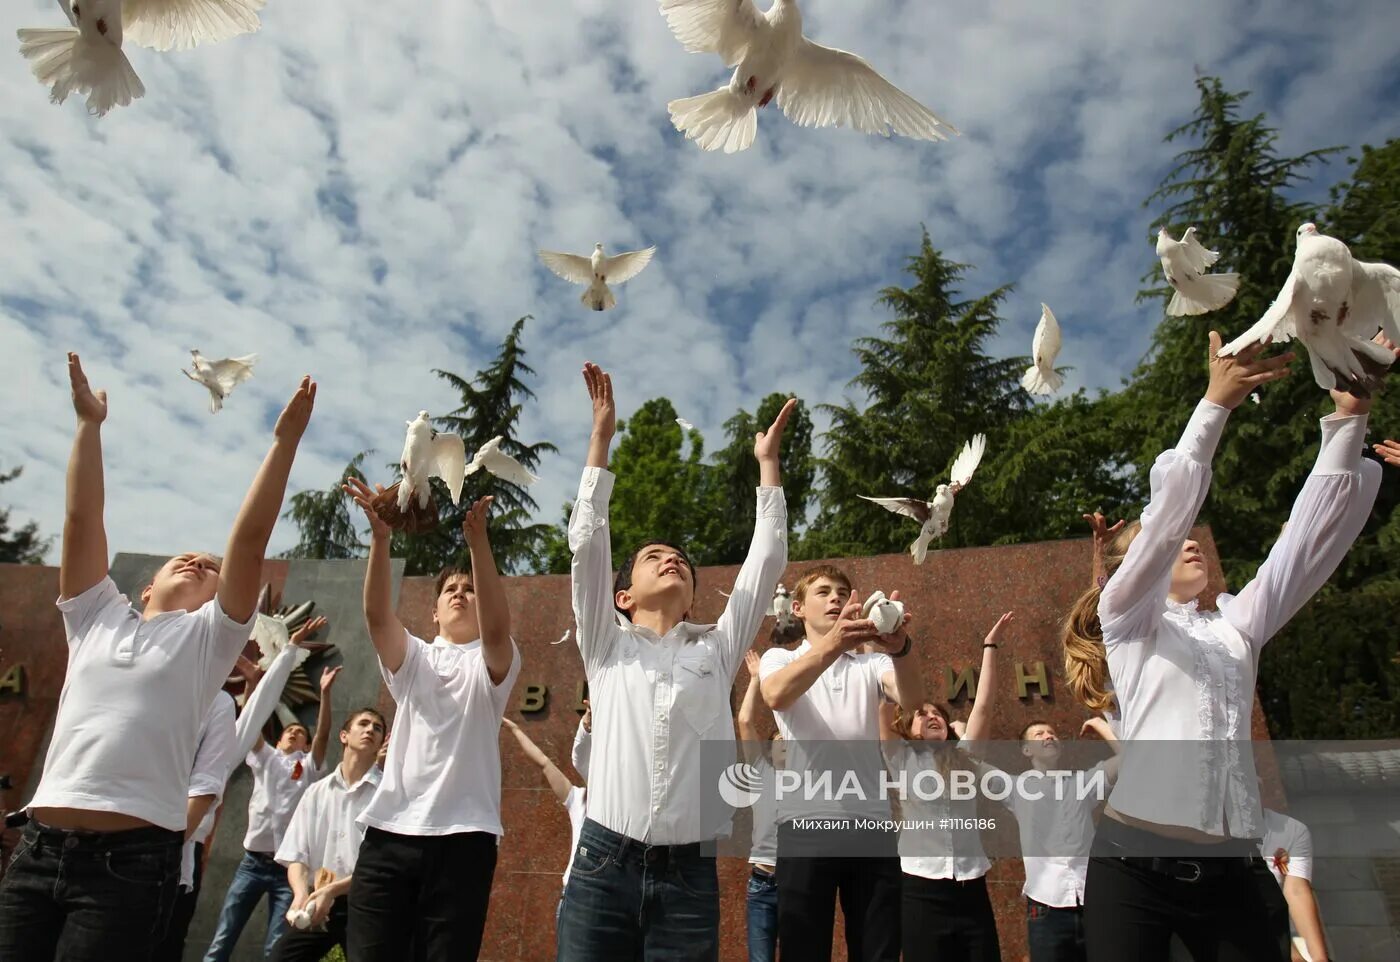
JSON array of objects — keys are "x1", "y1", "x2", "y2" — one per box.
[
  {"x1": 346, "y1": 826, "x2": 498, "y2": 962},
  {"x1": 269, "y1": 896, "x2": 348, "y2": 962},
  {"x1": 900, "y1": 873, "x2": 1000, "y2": 962},
  {"x1": 1083, "y1": 819, "x2": 1283, "y2": 962},
  {"x1": 151, "y1": 842, "x2": 204, "y2": 962},
  {"x1": 775, "y1": 823, "x2": 900, "y2": 962}
]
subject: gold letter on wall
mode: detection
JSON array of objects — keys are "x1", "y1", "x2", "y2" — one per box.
[
  {"x1": 519, "y1": 684, "x2": 548, "y2": 714},
  {"x1": 944, "y1": 666, "x2": 978, "y2": 701},
  {"x1": 1015, "y1": 661, "x2": 1049, "y2": 699}
]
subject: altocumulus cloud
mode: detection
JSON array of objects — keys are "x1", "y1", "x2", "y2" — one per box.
[{"x1": 1, "y1": 0, "x2": 1397, "y2": 561}]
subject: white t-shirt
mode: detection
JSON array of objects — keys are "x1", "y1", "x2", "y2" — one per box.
[
  {"x1": 358, "y1": 630, "x2": 521, "y2": 836},
  {"x1": 561, "y1": 786, "x2": 587, "y2": 887},
  {"x1": 748, "y1": 756, "x2": 779, "y2": 869},
  {"x1": 243, "y1": 742, "x2": 327, "y2": 853},
  {"x1": 1260, "y1": 808, "x2": 1313, "y2": 886},
  {"x1": 276, "y1": 764, "x2": 382, "y2": 881},
  {"x1": 181, "y1": 691, "x2": 238, "y2": 888},
  {"x1": 26, "y1": 577, "x2": 254, "y2": 831}
]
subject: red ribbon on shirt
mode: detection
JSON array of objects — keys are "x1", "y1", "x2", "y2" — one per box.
[
  {"x1": 291, "y1": 759, "x2": 304, "y2": 781},
  {"x1": 1272, "y1": 848, "x2": 1290, "y2": 876}
]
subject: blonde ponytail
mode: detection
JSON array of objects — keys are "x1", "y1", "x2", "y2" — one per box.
[{"x1": 1061, "y1": 521, "x2": 1140, "y2": 714}]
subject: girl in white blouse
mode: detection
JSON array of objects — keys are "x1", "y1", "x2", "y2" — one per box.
[{"x1": 1062, "y1": 332, "x2": 1383, "y2": 961}]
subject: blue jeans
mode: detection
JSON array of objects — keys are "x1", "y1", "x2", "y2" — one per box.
[
  {"x1": 745, "y1": 869, "x2": 778, "y2": 962},
  {"x1": 556, "y1": 818, "x2": 720, "y2": 961},
  {"x1": 1027, "y1": 898, "x2": 1085, "y2": 962},
  {"x1": 203, "y1": 850, "x2": 293, "y2": 962}
]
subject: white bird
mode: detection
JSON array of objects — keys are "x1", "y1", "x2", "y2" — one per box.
[
  {"x1": 768, "y1": 583, "x2": 795, "y2": 630},
  {"x1": 1021, "y1": 303, "x2": 1064, "y2": 396},
  {"x1": 538, "y1": 243, "x2": 656, "y2": 311},
  {"x1": 1156, "y1": 227, "x2": 1240, "y2": 316},
  {"x1": 659, "y1": 0, "x2": 956, "y2": 154},
  {"x1": 398, "y1": 412, "x2": 466, "y2": 513},
  {"x1": 860, "y1": 434, "x2": 987, "y2": 564},
  {"x1": 861, "y1": 590, "x2": 905, "y2": 636},
  {"x1": 181, "y1": 350, "x2": 257, "y2": 414},
  {"x1": 17, "y1": 0, "x2": 144, "y2": 117},
  {"x1": 122, "y1": 0, "x2": 265, "y2": 52},
  {"x1": 466, "y1": 436, "x2": 539, "y2": 487},
  {"x1": 1220, "y1": 223, "x2": 1400, "y2": 395},
  {"x1": 551, "y1": 628, "x2": 572, "y2": 646},
  {"x1": 676, "y1": 417, "x2": 696, "y2": 432}
]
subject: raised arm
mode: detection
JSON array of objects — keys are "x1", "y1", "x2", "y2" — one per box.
[
  {"x1": 761, "y1": 594, "x2": 876, "y2": 711},
  {"x1": 1101, "y1": 334, "x2": 1292, "y2": 638},
  {"x1": 1222, "y1": 390, "x2": 1383, "y2": 649},
  {"x1": 715, "y1": 399, "x2": 795, "y2": 672},
  {"x1": 1083, "y1": 512, "x2": 1125, "y2": 588},
  {"x1": 501, "y1": 717, "x2": 574, "y2": 803},
  {"x1": 737, "y1": 650, "x2": 765, "y2": 764},
  {"x1": 571, "y1": 364, "x2": 621, "y2": 672},
  {"x1": 220, "y1": 377, "x2": 317, "y2": 624},
  {"x1": 343, "y1": 478, "x2": 408, "y2": 674},
  {"x1": 310, "y1": 665, "x2": 341, "y2": 770},
  {"x1": 464, "y1": 497, "x2": 513, "y2": 684},
  {"x1": 59, "y1": 354, "x2": 109, "y2": 601},
  {"x1": 963, "y1": 612, "x2": 1011, "y2": 743},
  {"x1": 571, "y1": 702, "x2": 592, "y2": 781},
  {"x1": 235, "y1": 643, "x2": 308, "y2": 758}
]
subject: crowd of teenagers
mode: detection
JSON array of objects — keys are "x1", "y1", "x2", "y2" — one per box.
[{"x1": 0, "y1": 340, "x2": 1395, "y2": 962}]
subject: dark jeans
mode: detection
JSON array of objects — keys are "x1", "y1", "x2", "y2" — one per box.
[
  {"x1": 203, "y1": 850, "x2": 293, "y2": 962},
  {"x1": 556, "y1": 818, "x2": 720, "y2": 962},
  {"x1": 900, "y1": 873, "x2": 1000, "y2": 962},
  {"x1": 1027, "y1": 898, "x2": 1085, "y2": 962},
  {"x1": 746, "y1": 868, "x2": 778, "y2": 962},
  {"x1": 268, "y1": 896, "x2": 347, "y2": 962},
  {"x1": 152, "y1": 842, "x2": 205, "y2": 962},
  {"x1": 1083, "y1": 818, "x2": 1282, "y2": 962},
  {"x1": 347, "y1": 826, "x2": 498, "y2": 962},
  {"x1": 0, "y1": 821, "x2": 182, "y2": 962},
  {"x1": 775, "y1": 823, "x2": 901, "y2": 962}
]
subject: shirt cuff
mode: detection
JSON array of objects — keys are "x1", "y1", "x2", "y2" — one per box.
[
  {"x1": 1314, "y1": 412, "x2": 1369, "y2": 475},
  {"x1": 1176, "y1": 399, "x2": 1229, "y2": 464},
  {"x1": 756, "y1": 486, "x2": 787, "y2": 520},
  {"x1": 576, "y1": 466, "x2": 615, "y2": 504}
]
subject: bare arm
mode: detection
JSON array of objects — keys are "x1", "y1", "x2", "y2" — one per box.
[
  {"x1": 286, "y1": 862, "x2": 313, "y2": 914},
  {"x1": 584, "y1": 363, "x2": 614, "y2": 469},
  {"x1": 310, "y1": 666, "x2": 341, "y2": 770},
  {"x1": 219, "y1": 377, "x2": 317, "y2": 624},
  {"x1": 964, "y1": 612, "x2": 1013, "y2": 743},
  {"x1": 501, "y1": 718, "x2": 574, "y2": 803},
  {"x1": 343, "y1": 478, "x2": 408, "y2": 674},
  {"x1": 59, "y1": 354, "x2": 109, "y2": 601},
  {"x1": 761, "y1": 595, "x2": 876, "y2": 711},
  {"x1": 464, "y1": 498, "x2": 513, "y2": 685},
  {"x1": 185, "y1": 795, "x2": 216, "y2": 840},
  {"x1": 738, "y1": 650, "x2": 764, "y2": 764},
  {"x1": 874, "y1": 590, "x2": 923, "y2": 712},
  {"x1": 1282, "y1": 876, "x2": 1329, "y2": 962}
]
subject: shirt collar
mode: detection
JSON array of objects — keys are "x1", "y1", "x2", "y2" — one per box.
[
  {"x1": 332, "y1": 763, "x2": 382, "y2": 793},
  {"x1": 432, "y1": 635, "x2": 482, "y2": 651},
  {"x1": 612, "y1": 612, "x2": 716, "y2": 641},
  {"x1": 795, "y1": 639, "x2": 852, "y2": 659}
]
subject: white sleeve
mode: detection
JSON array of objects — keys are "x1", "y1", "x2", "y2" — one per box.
[
  {"x1": 382, "y1": 629, "x2": 427, "y2": 702},
  {"x1": 571, "y1": 717, "x2": 592, "y2": 782},
  {"x1": 235, "y1": 644, "x2": 305, "y2": 759},
  {"x1": 569, "y1": 468, "x2": 623, "y2": 675},
  {"x1": 55, "y1": 576, "x2": 127, "y2": 649},
  {"x1": 189, "y1": 694, "x2": 238, "y2": 799},
  {"x1": 274, "y1": 789, "x2": 318, "y2": 869},
  {"x1": 713, "y1": 488, "x2": 789, "y2": 680},
  {"x1": 1286, "y1": 818, "x2": 1314, "y2": 882}
]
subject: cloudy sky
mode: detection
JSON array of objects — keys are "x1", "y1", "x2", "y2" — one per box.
[{"x1": 2, "y1": 0, "x2": 1398, "y2": 565}]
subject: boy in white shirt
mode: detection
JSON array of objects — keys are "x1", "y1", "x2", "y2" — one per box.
[
  {"x1": 0, "y1": 356, "x2": 316, "y2": 962},
  {"x1": 1259, "y1": 808, "x2": 1330, "y2": 962},
  {"x1": 268, "y1": 708, "x2": 388, "y2": 961},
  {"x1": 341, "y1": 485, "x2": 521, "y2": 962}
]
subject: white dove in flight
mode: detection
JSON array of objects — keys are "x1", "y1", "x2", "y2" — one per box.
[
  {"x1": 1156, "y1": 227, "x2": 1240, "y2": 316},
  {"x1": 181, "y1": 350, "x2": 257, "y2": 414},
  {"x1": 1021, "y1": 303, "x2": 1064, "y2": 396},
  {"x1": 676, "y1": 417, "x2": 696, "y2": 432},
  {"x1": 467, "y1": 436, "x2": 539, "y2": 487},
  {"x1": 122, "y1": 0, "x2": 265, "y2": 51},
  {"x1": 17, "y1": 0, "x2": 144, "y2": 116},
  {"x1": 1220, "y1": 223, "x2": 1400, "y2": 395},
  {"x1": 861, "y1": 434, "x2": 987, "y2": 564},
  {"x1": 398, "y1": 412, "x2": 466, "y2": 513},
  {"x1": 659, "y1": 0, "x2": 957, "y2": 154},
  {"x1": 538, "y1": 243, "x2": 656, "y2": 311}
]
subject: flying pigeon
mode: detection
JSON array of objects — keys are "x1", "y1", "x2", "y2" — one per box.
[
  {"x1": 1220, "y1": 224, "x2": 1400, "y2": 395},
  {"x1": 659, "y1": 0, "x2": 957, "y2": 153},
  {"x1": 1156, "y1": 227, "x2": 1240, "y2": 316},
  {"x1": 1021, "y1": 303, "x2": 1064, "y2": 396},
  {"x1": 860, "y1": 434, "x2": 987, "y2": 564},
  {"x1": 538, "y1": 243, "x2": 656, "y2": 311},
  {"x1": 466, "y1": 436, "x2": 539, "y2": 487},
  {"x1": 676, "y1": 417, "x2": 696, "y2": 432},
  {"x1": 181, "y1": 350, "x2": 257, "y2": 414},
  {"x1": 17, "y1": 0, "x2": 144, "y2": 116},
  {"x1": 398, "y1": 412, "x2": 466, "y2": 513},
  {"x1": 861, "y1": 590, "x2": 905, "y2": 636}
]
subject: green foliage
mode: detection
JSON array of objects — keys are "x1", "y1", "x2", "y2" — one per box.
[
  {"x1": 0, "y1": 464, "x2": 50, "y2": 565},
  {"x1": 280, "y1": 453, "x2": 370, "y2": 560}
]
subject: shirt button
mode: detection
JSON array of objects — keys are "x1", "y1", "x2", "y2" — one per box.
[{"x1": 653, "y1": 805, "x2": 660, "y2": 813}]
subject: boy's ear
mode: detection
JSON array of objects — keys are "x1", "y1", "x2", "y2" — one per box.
[{"x1": 613, "y1": 589, "x2": 634, "y2": 616}]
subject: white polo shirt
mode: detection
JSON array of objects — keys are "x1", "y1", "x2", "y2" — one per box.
[
  {"x1": 181, "y1": 691, "x2": 238, "y2": 888},
  {"x1": 1260, "y1": 809, "x2": 1313, "y2": 886},
  {"x1": 358, "y1": 630, "x2": 521, "y2": 836},
  {"x1": 26, "y1": 576, "x2": 255, "y2": 832},
  {"x1": 244, "y1": 742, "x2": 327, "y2": 853},
  {"x1": 561, "y1": 786, "x2": 587, "y2": 887},
  {"x1": 276, "y1": 763, "x2": 382, "y2": 881},
  {"x1": 748, "y1": 756, "x2": 779, "y2": 869}
]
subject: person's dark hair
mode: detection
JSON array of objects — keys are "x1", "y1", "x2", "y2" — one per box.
[
  {"x1": 1019, "y1": 719, "x2": 1055, "y2": 741},
  {"x1": 891, "y1": 703, "x2": 959, "y2": 743},
  {"x1": 613, "y1": 541, "x2": 698, "y2": 615},
  {"x1": 281, "y1": 722, "x2": 309, "y2": 740},
  {"x1": 434, "y1": 566, "x2": 473, "y2": 598},
  {"x1": 341, "y1": 707, "x2": 388, "y2": 734}
]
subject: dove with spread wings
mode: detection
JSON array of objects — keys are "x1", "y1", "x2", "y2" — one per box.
[
  {"x1": 467, "y1": 436, "x2": 539, "y2": 488},
  {"x1": 658, "y1": 0, "x2": 956, "y2": 153},
  {"x1": 861, "y1": 434, "x2": 987, "y2": 565},
  {"x1": 182, "y1": 350, "x2": 257, "y2": 414},
  {"x1": 1156, "y1": 227, "x2": 1240, "y2": 317},
  {"x1": 538, "y1": 243, "x2": 656, "y2": 311},
  {"x1": 396, "y1": 412, "x2": 466, "y2": 514}
]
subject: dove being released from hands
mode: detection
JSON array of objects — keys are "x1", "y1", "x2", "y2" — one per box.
[
  {"x1": 466, "y1": 436, "x2": 539, "y2": 487},
  {"x1": 1220, "y1": 223, "x2": 1400, "y2": 395},
  {"x1": 660, "y1": 0, "x2": 956, "y2": 153},
  {"x1": 182, "y1": 350, "x2": 257, "y2": 414},
  {"x1": 1021, "y1": 303, "x2": 1064, "y2": 396},
  {"x1": 538, "y1": 243, "x2": 656, "y2": 311},
  {"x1": 861, "y1": 434, "x2": 987, "y2": 565},
  {"x1": 398, "y1": 412, "x2": 466, "y2": 513},
  {"x1": 1156, "y1": 227, "x2": 1240, "y2": 316}
]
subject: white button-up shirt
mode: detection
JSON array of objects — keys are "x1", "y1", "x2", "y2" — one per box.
[
  {"x1": 26, "y1": 577, "x2": 254, "y2": 832},
  {"x1": 1007, "y1": 765, "x2": 1106, "y2": 908},
  {"x1": 886, "y1": 740, "x2": 991, "y2": 881},
  {"x1": 243, "y1": 742, "x2": 327, "y2": 853},
  {"x1": 571, "y1": 717, "x2": 592, "y2": 782},
  {"x1": 180, "y1": 691, "x2": 238, "y2": 889},
  {"x1": 1102, "y1": 401, "x2": 1379, "y2": 837},
  {"x1": 276, "y1": 763, "x2": 382, "y2": 881},
  {"x1": 569, "y1": 467, "x2": 787, "y2": 845}
]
